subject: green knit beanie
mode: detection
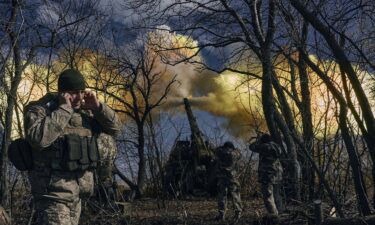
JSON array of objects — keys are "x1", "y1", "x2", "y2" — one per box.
[{"x1": 58, "y1": 69, "x2": 86, "y2": 92}]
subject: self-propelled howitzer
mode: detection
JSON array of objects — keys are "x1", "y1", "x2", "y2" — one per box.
[{"x1": 163, "y1": 98, "x2": 216, "y2": 197}]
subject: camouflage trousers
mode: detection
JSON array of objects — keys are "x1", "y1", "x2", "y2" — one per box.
[
  {"x1": 261, "y1": 183, "x2": 283, "y2": 216},
  {"x1": 34, "y1": 198, "x2": 81, "y2": 225},
  {"x1": 29, "y1": 168, "x2": 94, "y2": 225},
  {"x1": 217, "y1": 179, "x2": 242, "y2": 215},
  {"x1": 0, "y1": 206, "x2": 10, "y2": 225}
]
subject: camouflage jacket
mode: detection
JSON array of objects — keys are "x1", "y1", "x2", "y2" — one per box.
[
  {"x1": 249, "y1": 141, "x2": 283, "y2": 184},
  {"x1": 24, "y1": 93, "x2": 121, "y2": 171},
  {"x1": 215, "y1": 146, "x2": 242, "y2": 183}
]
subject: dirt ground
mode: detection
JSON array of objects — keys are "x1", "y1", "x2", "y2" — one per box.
[
  {"x1": 8, "y1": 187, "x2": 340, "y2": 225},
  {"x1": 78, "y1": 197, "x2": 313, "y2": 225}
]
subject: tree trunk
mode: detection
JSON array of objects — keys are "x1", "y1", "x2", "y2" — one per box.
[
  {"x1": 0, "y1": 0, "x2": 22, "y2": 204},
  {"x1": 259, "y1": 0, "x2": 301, "y2": 201},
  {"x1": 298, "y1": 51, "x2": 315, "y2": 201},
  {"x1": 338, "y1": 64, "x2": 375, "y2": 208},
  {"x1": 136, "y1": 123, "x2": 146, "y2": 197},
  {"x1": 338, "y1": 105, "x2": 371, "y2": 215},
  {"x1": 297, "y1": 21, "x2": 314, "y2": 201},
  {"x1": 147, "y1": 115, "x2": 164, "y2": 190},
  {"x1": 274, "y1": 110, "x2": 301, "y2": 201}
]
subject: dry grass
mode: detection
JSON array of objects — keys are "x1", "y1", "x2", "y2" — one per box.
[
  {"x1": 78, "y1": 197, "x2": 312, "y2": 225},
  {"x1": 7, "y1": 183, "x2": 356, "y2": 225}
]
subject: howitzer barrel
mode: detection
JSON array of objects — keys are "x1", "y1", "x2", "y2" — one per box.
[
  {"x1": 183, "y1": 98, "x2": 212, "y2": 160},
  {"x1": 183, "y1": 98, "x2": 201, "y2": 138}
]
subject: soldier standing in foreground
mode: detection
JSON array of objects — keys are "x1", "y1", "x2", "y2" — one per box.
[
  {"x1": 24, "y1": 69, "x2": 121, "y2": 225},
  {"x1": 249, "y1": 133, "x2": 283, "y2": 216},
  {"x1": 215, "y1": 141, "x2": 243, "y2": 221}
]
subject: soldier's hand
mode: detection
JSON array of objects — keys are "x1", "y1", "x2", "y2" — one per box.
[
  {"x1": 82, "y1": 91, "x2": 101, "y2": 111},
  {"x1": 59, "y1": 92, "x2": 72, "y2": 108}
]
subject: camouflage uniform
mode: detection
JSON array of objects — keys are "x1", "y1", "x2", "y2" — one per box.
[
  {"x1": 24, "y1": 93, "x2": 121, "y2": 225},
  {"x1": 0, "y1": 206, "x2": 10, "y2": 225},
  {"x1": 215, "y1": 145, "x2": 243, "y2": 220},
  {"x1": 249, "y1": 141, "x2": 283, "y2": 216}
]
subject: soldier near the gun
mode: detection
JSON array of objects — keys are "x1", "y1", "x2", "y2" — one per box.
[
  {"x1": 249, "y1": 133, "x2": 284, "y2": 216},
  {"x1": 215, "y1": 141, "x2": 243, "y2": 221},
  {"x1": 24, "y1": 69, "x2": 121, "y2": 225}
]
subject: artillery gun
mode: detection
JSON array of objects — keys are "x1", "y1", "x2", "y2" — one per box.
[{"x1": 164, "y1": 98, "x2": 217, "y2": 197}]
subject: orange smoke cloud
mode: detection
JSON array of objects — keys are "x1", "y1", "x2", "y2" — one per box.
[
  {"x1": 161, "y1": 68, "x2": 267, "y2": 138},
  {"x1": 148, "y1": 27, "x2": 267, "y2": 138},
  {"x1": 188, "y1": 71, "x2": 266, "y2": 138}
]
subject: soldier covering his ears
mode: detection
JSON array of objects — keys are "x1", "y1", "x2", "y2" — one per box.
[{"x1": 24, "y1": 68, "x2": 121, "y2": 225}]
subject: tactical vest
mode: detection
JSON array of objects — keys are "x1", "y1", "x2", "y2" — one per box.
[
  {"x1": 50, "y1": 130, "x2": 99, "y2": 171},
  {"x1": 32, "y1": 127, "x2": 100, "y2": 172},
  {"x1": 31, "y1": 94, "x2": 100, "y2": 172}
]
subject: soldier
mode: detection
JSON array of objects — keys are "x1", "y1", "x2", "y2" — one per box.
[
  {"x1": 215, "y1": 141, "x2": 243, "y2": 221},
  {"x1": 249, "y1": 133, "x2": 283, "y2": 216},
  {"x1": 24, "y1": 68, "x2": 121, "y2": 225}
]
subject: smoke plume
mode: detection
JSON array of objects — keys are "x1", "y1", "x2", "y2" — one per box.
[{"x1": 148, "y1": 27, "x2": 266, "y2": 138}]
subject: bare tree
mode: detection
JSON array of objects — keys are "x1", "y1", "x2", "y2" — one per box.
[
  {"x1": 0, "y1": 0, "x2": 44, "y2": 205},
  {"x1": 87, "y1": 46, "x2": 178, "y2": 198}
]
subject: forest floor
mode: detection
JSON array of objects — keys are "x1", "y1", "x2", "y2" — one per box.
[
  {"x1": 8, "y1": 188, "x2": 351, "y2": 225},
  {"x1": 77, "y1": 197, "x2": 315, "y2": 225}
]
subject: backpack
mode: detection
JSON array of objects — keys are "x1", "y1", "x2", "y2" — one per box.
[
  {"x1": 8, "y1": 138, "x2": 33, "y2": 171},
  {"x1": 96, "y1": 133, "x2": 117, "y2": 185}
]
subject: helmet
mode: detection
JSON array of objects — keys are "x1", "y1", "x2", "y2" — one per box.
[{"x1": 58, "y1": 68, "x2": 86, "y2": 92}]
